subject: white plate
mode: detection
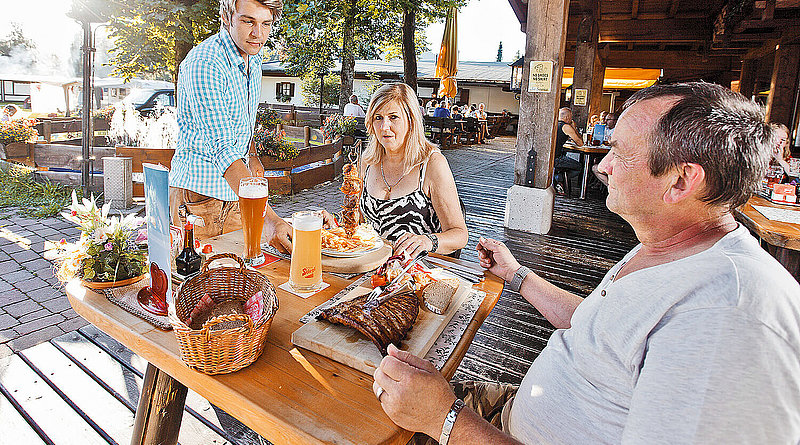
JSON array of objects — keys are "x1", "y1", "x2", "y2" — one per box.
[{"x1": 322, "y1": 238, "x2": 384, "y2": 258}]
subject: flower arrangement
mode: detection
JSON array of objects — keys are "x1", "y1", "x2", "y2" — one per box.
[
  {"x1": 93, "y1": 105, "x2": 115, "y2": 122},
  {"x1": 0, "y1": 118, "x2": 39, "y2": 145},
  {"x1": 321, "y1": 114, "x2": 357, "y2": 141},
  {"x1": 256, "y1": 107, "x2": 282, "y2": 129},
  {"x1": 56, "y1": 191, "x2": 148, "y2": 283},
  {"x1": 254, "y1": 128, "x2": 299, "y2": 161}
]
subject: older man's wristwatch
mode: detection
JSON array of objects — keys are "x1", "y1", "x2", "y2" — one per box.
[
  {"x1": 439, "y1": 398, "x2": 466, "y2": 445},
  {"x1": 509, "y1": 265, "x2": 531, "y2": 292}
]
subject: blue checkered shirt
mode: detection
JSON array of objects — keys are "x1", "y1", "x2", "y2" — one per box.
[{"x1": 169, "y1": 29, "x2": 262, "y2": 201}]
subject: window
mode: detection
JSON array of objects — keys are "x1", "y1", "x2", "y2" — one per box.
[{"x1": 275, "y1": 82, "x2": 295, "y2": 98}]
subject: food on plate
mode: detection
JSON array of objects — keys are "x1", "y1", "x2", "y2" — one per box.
[
  {"x1": 373, "y1": 255, "x2": 435, "y2": 292},
  {"x1": 422, "y1": 279, "x2": 459, "y2": 315},
  {"x1": 340, "y1": 162, "x2": 363, "y2": 237},
  {"x1": 318, "y1": 290, "x2": 419, "y2": 355},
  {"x1": 321, "y1": 224, "x2": 380, "y2": 252}
]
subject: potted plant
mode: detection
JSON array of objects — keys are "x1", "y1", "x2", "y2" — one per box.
[
  {"x1": 256, "y1": 108, "x2": 283, "y2": 131},
  {"x1": 254, "y1": 128, "x2": 299, "y2": 169},
  {"x1": 56, "y1": 191, "x2": 148, "y2": 289},
  {"x1": 0, "y1": 118, "x2": 39, "y2": 160},
  {"x1": 321, "y1": 114, "x2": 356, "y2": 144}
]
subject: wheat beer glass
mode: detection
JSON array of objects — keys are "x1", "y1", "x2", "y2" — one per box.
[
  {"x1": 289, "y1": 210, "x2": 323, "y2": 292},
  {"x1": 238, "y1": 177, "x2": 269, "y2": 267}
]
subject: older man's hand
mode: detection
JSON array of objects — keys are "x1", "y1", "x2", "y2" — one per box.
[
  {"x1": 476, "y1": 237, "x2": 521, "y2": 283},
  {"x1": 373, "y1": 344, "x2": 456, "y2": 439}
]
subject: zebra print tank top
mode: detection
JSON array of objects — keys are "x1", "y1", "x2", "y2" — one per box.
[{"x1": 361, "y1": 161, "x2": 442, "y2": 243}]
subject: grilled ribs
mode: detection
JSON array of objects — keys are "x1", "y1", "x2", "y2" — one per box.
[{"x1": 318, "y1": 291, "x2": 419, "y2": 355}]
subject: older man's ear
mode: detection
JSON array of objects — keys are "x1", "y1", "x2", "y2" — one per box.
[{"x1": 663, "y1": 162, "x2": 706, "y2": 204}]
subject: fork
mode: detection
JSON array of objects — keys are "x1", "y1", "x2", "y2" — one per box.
[{"x1": 366, "y1": 251, "x2": 428, "y2": 304}]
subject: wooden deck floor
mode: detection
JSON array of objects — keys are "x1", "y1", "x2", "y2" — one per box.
[{"x1": 0, "y1": 140, "x2": 640, "y2": 444}]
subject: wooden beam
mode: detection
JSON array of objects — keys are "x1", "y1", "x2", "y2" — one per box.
[
  {"x1": 508, "y1": 0, "x2": 528, "y2": 31},
  {"x1": 762, "y1": 0, "x2": 775, "y2": 20},
  {"x1": 564, "y1": 49, "x2": 736, "y2": 71},
  {"x1": 601, "y1": 12, "x2": 708, "y2": 20},
  {"x1": 739, "y1": 58, "x2": 757, "y2": 99},
  {"x1": 515, "y1": 0, "x2": 571, "y2": 189},
  {"x1": 713, "y1": 0, "x2": 756, "y2": 45},
  {"x1": 669, "y1": 0, "x2": 681, "y2": 17},
  {"x1": 729, "y1": 31, "x2": 781, "y2": 41},
  {"x1": 631, "y1": 0, "x2": 639, "y2": 19},
  {"x1": 766, "y1": 43, "x2": 800, "y2": 124},
  {"x1": 744, "y1": 27, "x2": 800, "y2": 59},
  {"x1": 596, "y1": 19, "x2": 711, "y2": 43},
  {"x1": 572, "y1": 6, "x2": 601, "y2": 131}
]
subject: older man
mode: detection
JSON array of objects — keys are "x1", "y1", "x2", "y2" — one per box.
[{"x1": 373, "y1": 82, "x2": 800, "y2": 444}]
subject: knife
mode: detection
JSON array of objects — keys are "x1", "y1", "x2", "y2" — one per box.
[
  {"x1": 423, "y1": 260, "x2": 482, "y2": 283},
  {"x1": 367, "y1": 251, "x2": 428, "y2": 303},
  {"x1": 424, "y1": 256, "x2": 485, "y2": 277}
]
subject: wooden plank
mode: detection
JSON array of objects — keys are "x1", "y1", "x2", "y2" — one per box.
[
  {"x1": 765, "y1": 42, "x2": 800, "y2": 124},
  {"x1": 292, "y1": 279, "x2": 473, "y2": 375},
  {"x1": 114, "y1": 147, "x2": 174, "y2": 173},
  {"x1": 0, "y1": 355, "x2": 107, "y2": 444},
  {"x1": 599, "y1": 18, "x2": 710, "y2": 43},
  {"x1": 33, "y1": 144, "x2": 115, "y2": 171},
  {"x1": 0, "y1": 384, "x2": 48, "y2": 445},
  {"x1": 21, "y1": 342, "x2": 136, "y2": 445},
  {"x1": 733, "y1": 196, "x2": 800, "y2": 250}
]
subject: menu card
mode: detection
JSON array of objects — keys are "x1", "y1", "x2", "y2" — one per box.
[{"x1": 143, "y1": 163, "x2": 173, "y2": 308}]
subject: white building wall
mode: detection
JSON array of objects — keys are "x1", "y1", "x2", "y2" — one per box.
[
  {"x1": 462, "y1": 86, "x2": 519, "y2": 114},
  {"x1": 260, "y1": 76, "x2": 304, "y2": 106}
]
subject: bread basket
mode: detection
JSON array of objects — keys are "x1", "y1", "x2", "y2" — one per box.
[{"x1": 169, "y1": 253, "x2": 278, "y2": 375}]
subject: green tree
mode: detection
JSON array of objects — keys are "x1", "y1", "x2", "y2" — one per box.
[
  {"x1": 277, "y1": 0, "x2": 396, "y2": 110},
  {"x1": 496, "y1": 42, "x2": 503, "y2": 62},
  {"x1": 300, "y1": 73, "x2": 341, "y2": 107},
  {"x1": 94, "y1": 0, "x2": 219, "y2": 83},
  {"x1": 0, "y1": 23, "x2": 37, "y2": 56}
]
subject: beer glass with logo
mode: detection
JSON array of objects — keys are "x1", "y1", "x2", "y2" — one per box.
[
  {"x1": 289, "y1": 210, "x2": 323, "y2": 292},
  {"x1": 238, "y1": 177, "x2": 269, "y2": 267}
]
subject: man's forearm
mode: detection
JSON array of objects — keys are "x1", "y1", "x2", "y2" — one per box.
[
  {"x1": 519, "y1": 272, "x2": 582, "y2": 329},
  {"x1": 223, "y1": 158, "x2": 251, "y2": 196},
  {"x1": 447, "y1": 408, "x2": 524, "y2": 445}
]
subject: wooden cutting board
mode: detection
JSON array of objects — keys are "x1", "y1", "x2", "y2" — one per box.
[{"x1": 291, "y1": 280, "x2": 471, "y2": 374}]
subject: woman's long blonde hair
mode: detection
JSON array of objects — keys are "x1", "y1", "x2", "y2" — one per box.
[
  {"x1": 363, "y1": 83, "x2": 437, "y2": 174},
  {"x1": 771, "y1": 122, "x2": 792, "y2": 160}
]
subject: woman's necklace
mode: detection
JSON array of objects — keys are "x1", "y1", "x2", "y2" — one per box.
[{"x1": 380, "y1": 162, "x2": 406, "y2": 193}]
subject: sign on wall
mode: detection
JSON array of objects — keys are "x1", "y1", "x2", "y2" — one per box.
[
  {"x1": 528, "y1": 61, "x2": 553, "y2": 93},
  {"x1": 573, "y1": 88, "x2": 588, "y2": 106}
]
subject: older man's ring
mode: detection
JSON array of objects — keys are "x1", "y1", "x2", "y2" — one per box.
[{"x1": 375, "y1": 385, "x2": 385, "y2": 401}]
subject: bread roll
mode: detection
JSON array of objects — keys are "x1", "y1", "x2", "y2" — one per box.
[
  {"x1": 422, "y1": 279, "x2": 458, "y2": 314},
  {"x1": 190, "y1": 300, "x2": 245, "y2": 330}
]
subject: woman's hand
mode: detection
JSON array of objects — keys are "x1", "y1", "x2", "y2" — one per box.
[
  {"x1": 373, "y1": 344, "x2": 456, "y2": 438},
  {"x1": 265, "y1": 217, "x2": 292, "y2": 254},
  {"x1": 320, "y1": 209, "x2": 338, "y2": 229},
  {"x1": 476, "y1": 237, "x2": 520, "y2": 282},
  {"x1": 394, "y1": 232, "x2": 433, "y2": 258}
]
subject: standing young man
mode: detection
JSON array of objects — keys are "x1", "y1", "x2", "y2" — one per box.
[{"x1": 169, "y1": 0, "x2": 293, "y2": 251}]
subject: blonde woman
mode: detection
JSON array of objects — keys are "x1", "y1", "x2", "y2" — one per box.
[
  {"x1": 770, "y1": 123, "x2": 796, "y2": 179},
  {"x1": 358, "y1": 83, "x2": 467, "y2": 257}
]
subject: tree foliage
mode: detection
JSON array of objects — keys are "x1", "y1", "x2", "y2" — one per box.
[
  {"x1": 0, "y1": 23, "x2": 37, "y2": 56},
  {"x1": 496, "y1": 42, "x2": 503, "y2": 62},
  {"x1": 98, "y1": 0, "x2": 219, "y2": 82},
  {"x1": 300, "y1": 73, "x2": 342, "y2": 107}
]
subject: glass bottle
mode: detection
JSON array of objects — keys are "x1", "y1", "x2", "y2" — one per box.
[{"x1": 176, "y1": 217, "x2": 202, "y2": 276}]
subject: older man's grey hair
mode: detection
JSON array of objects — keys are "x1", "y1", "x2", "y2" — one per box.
[
  {"x1": 220, "y1": 0, "x2": 283, "y2": 24},
  {"x1": 349, "y1": 94, "x2": 359, "y2": 104},
  {"x1": 625, "y1": 81, "x2": 774, "y2": 209}
]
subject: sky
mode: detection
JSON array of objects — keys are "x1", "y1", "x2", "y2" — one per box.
[{"x1": 0, "y1": 0, "x2": 525, "y2": 77}]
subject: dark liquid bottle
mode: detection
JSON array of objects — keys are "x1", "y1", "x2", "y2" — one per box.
[{"x1": 176, "y1": 221, "x2": 202, "y2": 276}]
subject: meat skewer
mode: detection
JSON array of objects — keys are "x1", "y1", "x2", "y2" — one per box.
[{"x1": 340, "y1": 141, "x2": 363, "y2": 238}]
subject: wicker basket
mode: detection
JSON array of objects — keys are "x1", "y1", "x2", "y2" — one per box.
[{"x1": 169, "y1": 253, "x2": 279, "y2": 375}]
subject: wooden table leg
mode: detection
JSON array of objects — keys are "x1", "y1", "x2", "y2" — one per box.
[{"x1": 130, "y1": 363, "x2": 188, "y2": 445}]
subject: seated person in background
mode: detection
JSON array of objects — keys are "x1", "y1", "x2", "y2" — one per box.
[
  {"x1": 433, "y1": 100, "x2": 451, "y2": 118},
  {"x1": 554, "y1": 107, "x2": 584, "y2": 191},
  {"x1": 372, "y1": 81, "x2": 800, "y2": 445},
  {"x1": 770, "y1": 122, "x2": 797, "y2": 180},
  {"x1": 1, "y1": 104, "x2": 20, "y2": 122},
  {"x1": 460, "y1": 104, "x2": 470, "y2": 117},
  {"x1": 587, "y1": 113, "x2": 600, "y2": 136},
  {"x1": 343, "y1": 94, "x2": 365, "y2": 117},
  {"x1": 357, "y1": 83, "x2": 468, "y2": 257},
  {"x1": 476, "y1": 103, "x2": 493, "y2": 140},
  {"x1": 591, "y1": 112, "x2": 618, "y2": 187},
  {"x1": 450, "y1": 106, "x2": 462, "y2": 121},
  {"x1": 426, "y1": 100, "x2": 438, "y2": 116}
]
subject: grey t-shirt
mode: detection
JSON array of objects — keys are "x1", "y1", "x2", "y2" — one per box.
[{"x1": 508, "y1": 225, "x2": 800, "y2": 444}]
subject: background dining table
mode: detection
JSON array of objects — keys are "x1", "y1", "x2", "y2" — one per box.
[
  {"x1": 733, "y1": 194, "x2": 800, "y2": 281},
  {"x1": 563, "y1": 143, "x2": 610, "y2": 199},
  {"x1": 65, "y1": 229, "x2": 505, "y2": 445}
]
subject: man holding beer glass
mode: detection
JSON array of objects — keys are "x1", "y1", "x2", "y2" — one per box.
[{"x1": 169, "y1": 0, "x2": 294, "y2": 253}]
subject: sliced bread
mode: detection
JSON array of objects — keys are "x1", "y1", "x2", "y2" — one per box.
[{"x1": 422, "y1": 279, "x2": 459, "y2": 314}]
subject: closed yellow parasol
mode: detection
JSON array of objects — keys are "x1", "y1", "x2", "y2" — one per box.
[{"x1": 436, "y1": 7, "x2": 458, "y2": 98}]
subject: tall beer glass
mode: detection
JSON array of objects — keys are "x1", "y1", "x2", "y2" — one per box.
[
  {"x1": 238, "y1": 177, "x2": 269, "y2": 267},
  {"x1": 289, "y1": 210, "x2": 323, "y2": 292}
]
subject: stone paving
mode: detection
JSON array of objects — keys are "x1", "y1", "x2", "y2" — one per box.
[{"x1": 0, "y1": 137, "x2": 517, "y2": 359}]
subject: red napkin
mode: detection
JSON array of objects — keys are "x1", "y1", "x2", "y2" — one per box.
[{"x1": 245, "y1": 291, "x2": 264, "y2": 323}]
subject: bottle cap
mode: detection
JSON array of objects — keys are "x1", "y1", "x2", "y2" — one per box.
[{"x1": 202, "y1": 244, "x2": 213, "y2": 254}]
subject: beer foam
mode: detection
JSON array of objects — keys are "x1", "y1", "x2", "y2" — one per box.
[
  {"x1": 293, "y1": 213, "x2": 323, "y2": 230},
  {"x1": 239, "y1": 183, "x2": 268, "y2": 199}
]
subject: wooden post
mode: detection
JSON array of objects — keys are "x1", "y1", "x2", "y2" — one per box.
[
  {"x1": 571, "y1": 2, "x2": 601, "y2": 132},
  {"x1": 766, "y1": 43, "x2": 800, "y2": 125},
  {"x1": 130, "y1": 363, "x2": 188, "y2": 445},
  {"x1": 505, "y1": 0, "x2": 571, "y2": 234},
  {"x1": 738, "y1": 58, "x2": 756, "y2": 100},
  {"x1": 588, "y1": 49, "x2": 605, "y2": 120}
]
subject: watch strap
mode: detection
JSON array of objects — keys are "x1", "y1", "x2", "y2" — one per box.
[
  {"x1": 509, "y1": 265, "x2": 531, "y2": 292},
  {"x1": 425, "y1": 233, "x2": 439, "y2": 253},
  {"x1": 439, "y1": 398, "x2": 465, "y2": 445}
]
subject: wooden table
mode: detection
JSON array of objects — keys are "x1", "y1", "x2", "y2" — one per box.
[
  {"x1": 733, "y1": 195, "x2": 800, "y2": 281},
  {"x1": 563, "y1": 143, "x2": 610, "y2": 199},
  {"x1": 65, "y1": 230, "x2": 504, "y2": 445}
]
